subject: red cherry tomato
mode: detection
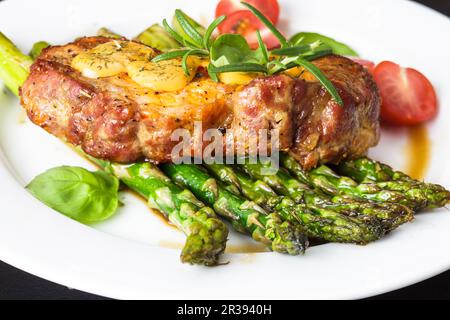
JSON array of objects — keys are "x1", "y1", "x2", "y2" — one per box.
[
  {"x1": 348, "y1": 57, "x2": 375, "y2": 74},
  {"x1": 373, "y1": 61, "x2": 438, "y2": 126},
  {"x1": 218, "y1": 10, "x2": 281, "y2": 49},
  {"x1": 216, "y1": 0, "x2": 280, "y2": 25}
]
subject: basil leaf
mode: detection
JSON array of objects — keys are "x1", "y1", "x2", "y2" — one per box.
[
  {"x1": 27, "y1": 166, "x2": 120, "y2": 224},
  {"x1": 290, "y1": 32, "x2": 359, "y2": 57},
  {"x1": 210, "y1": 34, "x2": 260, "y2": 67}
]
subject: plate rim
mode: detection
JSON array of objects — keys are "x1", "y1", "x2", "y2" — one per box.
[{"x1": 0, "y1": 0, "x2": 450, "y2": 300}]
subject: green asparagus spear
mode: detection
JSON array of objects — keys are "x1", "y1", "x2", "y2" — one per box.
[
  {"x1": 247, "y1": 159, "x2": 414, "y2": 231},
  {"x1": 161, "y1": 164, "x2": 308, "y2": 255},
  {"x1": 308, "y1": 164, "x2": 421, "y2": 207},
  {"x1": 98, "y1": 25, "x2": 181, "y2": 52},
  {"x1": 273, "y1": 198, "x2": 384, "y2": 244},
  {"x1": 97, "y1": 28, "x2": 122, "y2": 39},
  {"x1": 205, "y1": 163, "x2": 278, "y2": 208},
  {"x1": 98, "y1": 24, "x2": 180, "y2": 52},
  {"x1": 206, "y1": 163, "x2": 384, "y2": 244},
  {"x1": 337, "y1": 158, "x2": 450, "y2": 209},
  {"x1": 338, "y1": 157, "x2": 396, "y2": 183},
  {"x1": 309, "y1": 162, "x2": 445, "y2": 211},
  {"x1": 134, "y1": 24, "x2": 181, "y2": 51},
  {"x1": 279, "y1": 153, "x2": 407, "y2": 203},
  {"x1": 85, "y1": 157, "x2": 229, "y2": 266},
  {"x1": 0, "y1": 32, "x2": 33, "y2": 96},
  {"x1": 29, "y1": 41, "x2": 50, "y2": 60}
]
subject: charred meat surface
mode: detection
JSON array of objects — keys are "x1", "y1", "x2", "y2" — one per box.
[
  {"x1": 291, "y1": 55, "x2": 381, "y2": 169},
  {"x1": 20, "y1": 37, "x2": 380, "y2": 167}
]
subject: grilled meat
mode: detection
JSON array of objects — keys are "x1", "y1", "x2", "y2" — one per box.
[
  {"x1": 20, "y1": 37, "x2": 380, "y2": 168},
  {"x1": 292, "y1": 55, "x2": 380, "y2": 169}
]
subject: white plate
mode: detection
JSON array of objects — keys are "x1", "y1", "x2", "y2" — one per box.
[{"x1": 0, "y1": 0, "x2": 449, "y2": 300}]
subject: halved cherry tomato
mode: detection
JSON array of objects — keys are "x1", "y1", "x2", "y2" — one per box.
[
  {"x1": 373, "y1": 61, "x2": 438, "y2": 126},
  {"x1": 348, "y1": 57, "x2": 375, "y2": 74},
  {"x1": 216, "y1": 0, "x2": 280, "y2": 25},
  {"x1": 218, "y1": 10, "x2": 281, "y2": 49}
]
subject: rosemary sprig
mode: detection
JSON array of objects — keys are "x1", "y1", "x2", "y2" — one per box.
[
  {"x1": 204, "y1": 16, "x2": 226, "y2": 50},
  {"x1": 209, "y1": 63, "x2": 268, "y2": 74},
  {"x1": 256, "y1": 30, "x2": 269, "y2": 64},
  {"x1": 174, "y1": 9, "x2": 204, "y2": 47},
  {"x1": 152, "y1": 2, "x2": 344, "y2": 106},
  {"x1": 241, "y1": 2, "x2": 288, "y2": 48},
  {"x1": 295, "y1": 58, "x2": 343, "y2": 106}
]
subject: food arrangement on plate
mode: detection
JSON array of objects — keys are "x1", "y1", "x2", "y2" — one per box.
[{"x1": 0, "y1": 0, "x2": 448, "y2": 267}]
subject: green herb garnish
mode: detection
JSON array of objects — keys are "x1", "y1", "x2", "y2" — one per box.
[
  {"x1": 290, "y1": 32, "x2": 359, "y2": 57},
  {"x1": 27, "y1": 166, "x2": 120, "y2": 224},
  {"x1": 153, "y1": 2, "x2": 343, "y2": 106}
]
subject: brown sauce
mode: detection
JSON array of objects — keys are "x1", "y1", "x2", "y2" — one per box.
[
  {"x1": 404, "y1": 125, "x2": 431, "y2": 180},
  {"x1": 125, "y1": 189, "x2": 178, "y2": 230},
  {"x1": 225, "y1": 243, "x2": 270, "y2": 254},
  {"x1": 157, "y1": 241, "x2": 269, "y2": 254},
  {"x1": 158, "y1": 240, "x2": 183, "y2": 250},
  {"x1": 71, "y1": 144, "x2": 177, "y2": 230}
]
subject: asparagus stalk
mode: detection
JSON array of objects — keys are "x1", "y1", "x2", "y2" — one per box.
[
  {"x1": 29, "y1": 41, "x2": 50, "y2": 60},
  {"x1": 0, "y1": 34, "x2": 229, "y2": 266},
  {"x1": 205, "y1": 163, "x2": 279, "y2": 208},
  {"x1": 206, "y1": 163, "x2": 385, "y2": 244},
  {"x1": 97, "y1": 28, "x2": 122, "y2": 39},
  {"x1": 0, "y1": 32, "x2": 33, "y2": 96},
  {"x1": 273, "y1": 198, "x2": 384, "y2": 244},
  {"x1": 134, "y1": 24, "x2": 181, "y2": 51},
  {"x1": 308, "y1": 164, "x2": 423, "y2": 208},
  {"x1": 337, "y1": 158, "x2": 450, "y2": 209},
  {"x1": 98, "y1": 24, "x2": 181, "y2": 51},
  {"x1": 307, "y1": 161, "x2": 445, "y2": 211},
  {"x1": 161, "y1": 164, "x2": 308, "y2": 255},
  {"x1": 280, "y1": 153, "x2": 407, "y2": 203},
  {"x1": 338, "y1": 157, "x2": 399, "y2": 183},
  {"x1": 280, "y1": 153, "x2": 417, "y2": 217},
  {"x1": 241, "y1": 160, "x2": 413, "y2": 231},
  {"x1": 95, "y1": 159, "x2": 229, "y2": 266}
]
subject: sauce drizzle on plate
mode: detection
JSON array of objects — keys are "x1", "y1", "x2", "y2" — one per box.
[{"x1": 405, "y1": 125, "x2": 431, "y2": 180}]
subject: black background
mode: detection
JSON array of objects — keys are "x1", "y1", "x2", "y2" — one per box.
[{"x1": 0, "y1": 0, "x2": 449, "y2": 300}]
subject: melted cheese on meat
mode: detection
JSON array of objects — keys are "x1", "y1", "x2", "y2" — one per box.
[
  {"x1": 219, "y1": 72, "x2": 259, "y2": 85},
  {"x1": 71, "y1": 40, "x2": 201, "y2": 92},
  {"x1": 127, "y1": 58, "x2": 198, "y2": 92}
]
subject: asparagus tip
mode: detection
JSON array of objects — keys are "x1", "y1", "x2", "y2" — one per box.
[
  {"x1": 181, "y1": 217, "x2": 229, "y2": 266},
  {"x1": 266, "y1": 213, "x2": 309, "y2": 255}
]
